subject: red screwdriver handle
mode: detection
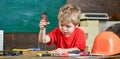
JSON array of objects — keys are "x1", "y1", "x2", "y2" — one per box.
[{"x1": 42, "y1": 13, "x2": 47, "y2": 22}]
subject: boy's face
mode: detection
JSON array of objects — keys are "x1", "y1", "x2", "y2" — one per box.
[{"x1": 59, "y1": 22, "x2": 76, "y2": 37}]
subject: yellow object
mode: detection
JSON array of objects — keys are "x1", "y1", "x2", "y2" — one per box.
[
  {"x1": 91, "y1": 31, "x2": 120, "y2": 56},
  {"x1": 13, "y1": 49, "x2": 29, "y2": 51},
  {"x1": 37, "y1": 53, "x2": 42, "y2": 57},
  {"x1": 36, "y1": 52, "x2": 54, "y2": 57}
]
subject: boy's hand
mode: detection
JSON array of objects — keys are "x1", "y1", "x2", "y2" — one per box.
[
  {"x1": 39, "y1": 19, "x2": 50, "y2": 30},
  {"x1": 53, "y1": 48, "x2": 68, "y2": 55}
]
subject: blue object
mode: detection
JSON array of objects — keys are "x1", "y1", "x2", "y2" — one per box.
[
  {"x1": 68, "y1": 50, "x2": 80, "y2": 54},
  {"x1": 28, "y1": 48, "x2": 40, "y2": 51}
]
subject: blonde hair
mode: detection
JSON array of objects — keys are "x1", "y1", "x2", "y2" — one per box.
[{"x1": 58, "y1": 4, "x2": 81, "y2": 26}]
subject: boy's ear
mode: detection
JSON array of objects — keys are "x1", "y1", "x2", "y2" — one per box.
[
  {"x1": 75, "y1": 23, "x2": 80, "y2": 28},
  {"x1": 75, "y1": 25, "x2": 78, "y2": 28}
]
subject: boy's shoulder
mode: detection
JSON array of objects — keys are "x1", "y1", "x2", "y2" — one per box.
[
  {"x1": 52, "y1": 27, "x2": 60, "y2": 33},
  {"x1": 54, "y1": 27, "x2": 59, "y2": 30},
  {"x1": 75, "y1": 28, "x2": 84, "y2": 33}
]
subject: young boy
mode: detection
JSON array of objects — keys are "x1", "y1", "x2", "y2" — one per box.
[{"x1": 39, "y1": 4, "x2": 86, "y2": 55}]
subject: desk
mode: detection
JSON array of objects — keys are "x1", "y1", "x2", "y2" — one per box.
[
  {"x1": 0, "y1": 55, "x2": 120, "y2": 59},
  {"x1": 0, "y1": 51, "x2": 120, "y2": 59}
]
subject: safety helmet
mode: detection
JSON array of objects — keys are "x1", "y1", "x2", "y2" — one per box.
[{"x1": 91, "y1": 31, "x2": 120, "y2": 56}]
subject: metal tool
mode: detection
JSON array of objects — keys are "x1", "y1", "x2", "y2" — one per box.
[{"x1": 42, "y1": 12, "x2": 47, "y2": 53}]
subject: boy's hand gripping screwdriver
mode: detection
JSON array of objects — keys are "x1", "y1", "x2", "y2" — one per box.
[{"x1": 42, "y1": 12, "x2": 47, "y2": 53}]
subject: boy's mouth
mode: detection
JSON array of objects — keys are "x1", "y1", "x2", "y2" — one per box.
[{"x1": 63, "y1": 32, "x2": 69, "y2": 35}]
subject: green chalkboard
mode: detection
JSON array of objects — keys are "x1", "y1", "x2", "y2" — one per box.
[{"x1": 0, "y1": 0, "x2": 66, "y2": 33}]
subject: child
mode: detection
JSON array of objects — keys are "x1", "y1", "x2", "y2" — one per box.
[{"x1": 39, "y1": 4, "x2": 86, "y2": 55}]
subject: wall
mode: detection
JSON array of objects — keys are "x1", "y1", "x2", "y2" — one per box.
[
  {"x1": 4, "y1": 33, "x2": 55, "y2": 51},
  {"x1": 67, "y1": 0, "x2": 120, "y2": 14},
  {"x1": 2, "y1": 0, "x2": 66, "y2": 50}
]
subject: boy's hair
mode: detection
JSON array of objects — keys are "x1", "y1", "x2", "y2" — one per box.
[{"x1": 58, "y1": 4, "x2": 81, "y2": 26}]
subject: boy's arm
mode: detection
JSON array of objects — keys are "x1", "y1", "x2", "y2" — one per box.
[
  {"x1": 39, "y1": 27, "x2": 50, "y2": 43},
  {"x1": 39, "y1": 19, "x2": 50, "y2": 43},
  {"x1": 39, "y1": 13, "x2": 50, "y2": 43}
]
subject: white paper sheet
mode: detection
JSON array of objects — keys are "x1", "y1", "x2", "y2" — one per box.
[{"x1": 0, "y1": 30, "x2": 3, "y2": 51}]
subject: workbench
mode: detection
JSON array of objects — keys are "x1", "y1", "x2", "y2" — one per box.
[
  {"x1": 0, "y1": 55, "x2": 120, "y2": 59},
  {"x1": 0, "y1": 51, "x2": 120, "y2": 59}
]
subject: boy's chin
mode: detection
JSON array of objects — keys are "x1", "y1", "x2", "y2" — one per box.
[{"x1": 63, "y1": 34, "x2": 71, "y2": 37}]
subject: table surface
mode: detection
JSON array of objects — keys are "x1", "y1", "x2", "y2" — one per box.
[
  {"x1": 0, "y1": 55, "x2": 120, "y2": 59},
  {"x1": 0, "y1": 51, "x2": 120, "y2": 59}
]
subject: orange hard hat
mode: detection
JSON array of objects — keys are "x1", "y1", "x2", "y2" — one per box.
[{"x1": 91, "y1": 31, "x2": 120, "y2": 56}]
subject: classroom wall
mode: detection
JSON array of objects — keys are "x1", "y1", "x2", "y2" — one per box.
[
  {"x1": 4, "y1": 0, "x2": 120, "y2": 51},
  {"x1": 67, "y1": 0, "x2": 120, "y2": 21},
  {"x1": 2, "y1": 0, "x2": 66, "y2": 50},
  {"x1": 68, "y1": 0, "x2": 120, "y2": 14},
  {"x1": 4, "y1": 33, "x2": 55, "y2": 51}
]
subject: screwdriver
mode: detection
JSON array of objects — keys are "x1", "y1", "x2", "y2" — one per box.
[
  {"x1": 42, "y1": 12, "x2": 47, "y2": 27},
  {"x1": 41, "y1": 12, "x2": 47, "y2": 53}
]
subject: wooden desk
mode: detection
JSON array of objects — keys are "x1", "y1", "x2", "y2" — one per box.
[
  {"x1": 0, "y1": 51, "x2": 120, "y2": 59},
  {"x1": 0, "y1": 55, "x2": 120, "y2": 59}
]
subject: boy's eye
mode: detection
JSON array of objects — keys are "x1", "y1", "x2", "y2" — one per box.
[
  {"x1": 67, "y1": 26, "x2": 71, "y2": 28},
  {"x1": 60, "y1": 24, "x2": 64, "y2": 27}
]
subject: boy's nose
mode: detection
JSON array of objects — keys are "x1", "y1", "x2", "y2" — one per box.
[{"x1": 62, "y1": 27, "x2": 67, "y2": 31}]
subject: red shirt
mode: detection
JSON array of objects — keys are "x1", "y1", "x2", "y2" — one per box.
[{"x1": 47, "y1": 27, "x2": 86, "y2": 51}]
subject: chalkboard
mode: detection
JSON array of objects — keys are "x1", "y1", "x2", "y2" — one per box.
[{"x1": 0, "y1": 0, "x2": 66, "y2": 33}]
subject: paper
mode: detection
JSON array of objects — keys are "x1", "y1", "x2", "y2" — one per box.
[{"x1": 0, "y1": 30, "x2": 3, "y2": 51}]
